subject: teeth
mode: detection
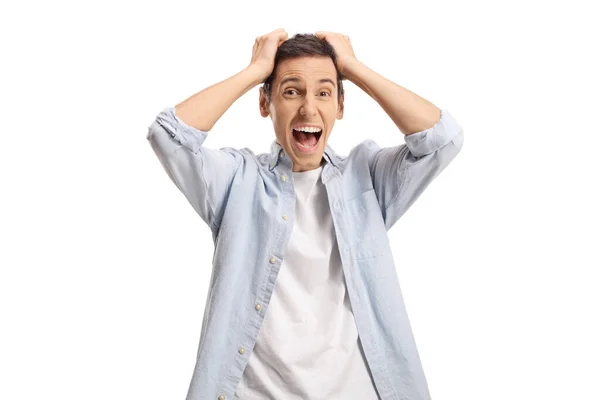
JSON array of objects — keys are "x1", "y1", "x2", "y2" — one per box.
[{"x1": 294, "y1": 127, "x2": 322, "y2": 133}]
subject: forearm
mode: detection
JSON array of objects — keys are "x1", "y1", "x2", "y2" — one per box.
[
  {"x1": 341, "y1": 58, "x2": 441, "y2": 135},
  {"x1": 175, "y1": 65, "x2": 265, "y2": 132}
]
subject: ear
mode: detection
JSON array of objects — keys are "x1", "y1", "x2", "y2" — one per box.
[
  {"x1": 259, "y1": 87, "x2": 270, "y2": 118},
  {"x1": 336, "y1": 92, "x2": 344, "y2": 120}
]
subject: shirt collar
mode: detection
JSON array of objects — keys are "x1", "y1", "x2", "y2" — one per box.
[{"x1": 268, "y1": 140, "x2": 340, "y2": 172}]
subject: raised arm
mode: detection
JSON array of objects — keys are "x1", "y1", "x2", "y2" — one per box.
[
  {"x1": 147, "y1": 29, "x2": 289, "y2": 230},
  {"x1": 175, "y1": 29, "x2": 288, "y2": 131},
  {"x1": 316, "y1": 31, "x2": 464, "y2": 229}
]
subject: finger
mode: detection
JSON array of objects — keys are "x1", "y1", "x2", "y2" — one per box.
[
  {"x1": 277, "y1": 34, "x2": 288, "y2": 47},
  {"x1": 318, "y1": 31, "x2": 341, "y2": 36},
  {"x1": 259, "y1": 28, "x2": 284, "y2": 41},
  {"x1": 273, "y1": 28, "x2": 286, "y2": 38}
]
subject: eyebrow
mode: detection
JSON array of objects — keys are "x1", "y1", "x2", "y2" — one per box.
[{"x1": 280, "y1": 77, "x2": 336, "y2": 88}]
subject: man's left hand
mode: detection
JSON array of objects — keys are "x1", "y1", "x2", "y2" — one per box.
[{"x1": 315, "y1": 31, "x2": 357, "y2": 79}]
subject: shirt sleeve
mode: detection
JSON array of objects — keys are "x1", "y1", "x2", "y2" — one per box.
[
  {"x1": 365, "y1": 109, "x2": 464, "y2": 230},
  {"x1": 146, "y1": 106, "x2": 243, "y2": 231}
]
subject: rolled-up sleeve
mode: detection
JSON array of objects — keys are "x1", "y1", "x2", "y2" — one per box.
[
  {"x1": 146, "y1": 106, "x2": 243, "y2": 230},
  {"x1": 366, "y1": 109, "x2": 464, "y2": 230},
  {"x1": 403, "y1": 109, "x2": 464, "y2": 158}
]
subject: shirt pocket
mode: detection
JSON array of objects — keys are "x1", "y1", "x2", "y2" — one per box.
[{"x1": 344, "y1": 189, "x2": 388, "y2": 259}]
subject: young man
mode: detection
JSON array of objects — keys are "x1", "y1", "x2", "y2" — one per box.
[{"x1": 147, "y1": 29, "x2": 464, "y2": 400}]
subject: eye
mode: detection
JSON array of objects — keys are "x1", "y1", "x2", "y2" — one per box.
[
  {"x1": 319, "y1": 91, "x2": 331, "y2": 97},
  {"x1": 284, "y1": 89, "x2": 299, "y2": 95}
]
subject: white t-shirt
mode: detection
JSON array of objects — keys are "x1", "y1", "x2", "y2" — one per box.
[{"x1": 235, "y1": 165, "x2": 380, "y2": 400}]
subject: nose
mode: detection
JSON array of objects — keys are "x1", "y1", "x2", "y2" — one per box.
[{"x1": 299, "y1": 96, "x2": 317, "y2": 117}]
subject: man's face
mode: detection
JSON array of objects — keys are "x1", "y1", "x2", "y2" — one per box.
[{"x1": 260, "y1": 56, "x2": 344, "y2": 172}]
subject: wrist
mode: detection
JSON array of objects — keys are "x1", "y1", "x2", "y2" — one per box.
[
  {"x1": 245, "y1": 63, "x2": 271, "y2": 86},
  {"x1": 339, "y1": 57, "x2": 362, "y2": 80}
]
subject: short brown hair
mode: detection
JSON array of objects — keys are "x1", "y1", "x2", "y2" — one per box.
[{"x1": 261, "y1": 33, "x2": 344, "y2": 104}]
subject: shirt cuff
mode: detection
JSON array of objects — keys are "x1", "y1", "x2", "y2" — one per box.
[
  {"x1": 403, "y1": 109, "x2": 463, "y2": 158},
  {"x1": 152, "y1": 106, "x2": 209, "y2": 154}
]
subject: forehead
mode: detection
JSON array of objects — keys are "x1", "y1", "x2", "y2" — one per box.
[{"x1": 274, "y1": 56, "x2": 337, "y2": 86}]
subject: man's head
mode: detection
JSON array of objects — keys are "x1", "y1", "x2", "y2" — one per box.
[{"x1": 259, "y1": 33, "x2": 345, "y2": 172}]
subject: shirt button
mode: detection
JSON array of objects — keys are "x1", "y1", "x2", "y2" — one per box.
[
  {"x1": 255, "y1": 303, "x2": 262, "y2": 311},
  {"x1": 218, "y1": 395, "x2": 225, "y2": 400},
  {"x1": 239, "y1": 347, "x2": 246, "y2": 355},
  {"x1": 269, "y1": 256, "x2": 276, "y2": 264},
  {"x1": 282, "y1": 215, "x2": 288, "y2": 220},
  {"x1": 281, "y1": 175, "x2": 287, "y2": 181}
]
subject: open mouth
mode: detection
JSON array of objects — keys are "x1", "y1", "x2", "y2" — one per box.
[{"x1": 292, "y1": 129, "x2": 323, "y2": 152}]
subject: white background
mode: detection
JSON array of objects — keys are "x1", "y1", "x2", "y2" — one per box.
[{"x1": 1, "y1": 0, "x2": 599, "y2": 399}]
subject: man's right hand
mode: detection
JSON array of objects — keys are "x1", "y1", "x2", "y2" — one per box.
[
  {"x1": 174, "y1": 29, "x2": 288, "y2": 132},
  {"x1": 249, "y1": 28, "x2": 288, "y2": 81}
]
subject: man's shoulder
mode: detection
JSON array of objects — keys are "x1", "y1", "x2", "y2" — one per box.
[
  {"x1": 339, "y1": 139, "x2": 382, "y2": 162},
  {"x1": 322, "y1": 139, "x2": 380, "y2": 163},
  {"x1": 214, "y1": 145, "x2": 273, "y2": 169},
  {"x1": 352, "y1": 138, "x2": 380, "y2": 152}
]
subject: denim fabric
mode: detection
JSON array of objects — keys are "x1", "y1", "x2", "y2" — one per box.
[{"x1": 146, "y1": 106, "x2": 464, "y2": 400}]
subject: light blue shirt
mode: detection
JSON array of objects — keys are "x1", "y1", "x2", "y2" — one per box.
[{"x1": 146, "y1": 106, "x2": 464, "y2": 400}]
